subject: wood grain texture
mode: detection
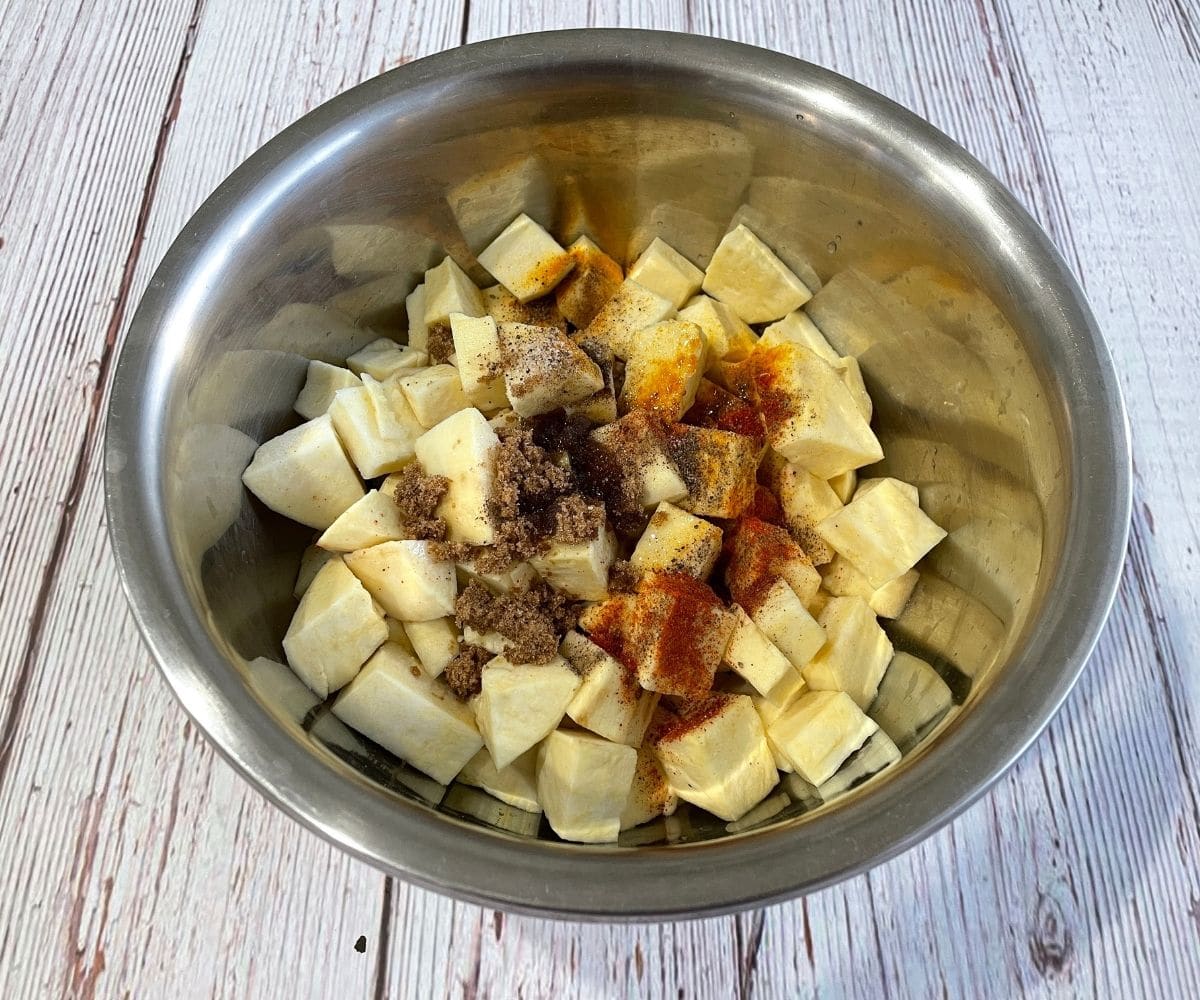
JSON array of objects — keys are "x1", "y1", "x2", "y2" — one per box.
[
  {"x1": 0, "y1": 1, "x2": 463, "y2": 997},
  {"x1": 0, "y1": 0, "x2": 1197, "y2": 997}
]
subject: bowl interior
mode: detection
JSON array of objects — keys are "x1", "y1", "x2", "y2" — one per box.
[{"x1": 111, "y1": 35, "x2": 1124, "y2": 909}]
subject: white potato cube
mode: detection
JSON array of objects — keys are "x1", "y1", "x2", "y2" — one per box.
[
  {"x1": 747, "y1": 578, "x2": 827, "y2": 672},
  {"x1": 761, "y1": 453, "x2": 842, "y2": 564},
  {"x1": 424, "y1": 256, "x2": 485, "y2": 328},
  {"x1": 328, "y1": 375, "x2": 424, "y2": 479},
  {"x1": 482, "y1": 283, "x2": 568, "y2": 332},
  {"x1": 537, "y1": 730, "x2": 637, "y2": 843},
  {"x1": 589, "y1": 412, "x2": 687, "y2": 508},
  {"x1": 498, "y1": 322, "x2": 604, "y2": 417},
  {"x1": 620, "y1": 744, "x2": 677, "y2": 830},
  {"x1": 397, "y1": 364, "x2": 470, "y2": 428},
  {"x1": 702, "y1": 224, "x2": 812, "y2": 323},
  {"x1": 679, "y1": 294, "x2": 758, "y2": 366},
  {"x1": 801, "y1": 596, "x2": 893, "y2": 709},
  {"x1": 834, "y1": 355, "x2": 871, "y2": 421},
  {"x1": 243, "y1": 414, "x2": 364, "y2": 530},
  {"x1": 581, "y1": 278, "x2": 676, "y2": 360},
  {"x1": 562, "y1": 631, "x2": 659, "y2": 746},
  {"x1": 630, "y1": 574, "x2": 737, "y2": 699},
  {"x1": 627, "y1": 237, "x2": 704, "y2": 309},
  {"x1": 403, "y1": 617, "x2": 460, "y2": 678},
  {"x1": 751, "y1": 343, "x2": 882, "y2": 478},
  {"x1": 456, "y1": 558, "x2": 537, "y2": 595},
  {"x1": 724, "y1": 516, "x2": 822, "y2": 610},
  {"x1": 629, "y1": 501, "x2": 722, "y2": 579},
  {"x1": 462, "y1": 626, "x2": 508, "y2": 655},
  {"x1": 294, "y1": 544, "x2": 338, "y2": 599},
  {"x1": 821, "y1": 556, "x2": 920, "y2": 619},
  {"x1": 457, "y1": 747, "x2": 541, "y2": 813},
  {"x1": 332, "y1": 642, "x2": 482, "y2": 784},
  {"x1": 565, "y1": 334, "x2": 619, "y2": 424},
  {"x1": 405, "y1": 283, "x2": 429, "y2": 351},
  {"x1": 828, "y1": 469, "x2": 857, "y2": 504},
  {"x1": 650, "y1": 694, "x2": 778, "y2": 822},
  {"x1": 283, "y1": 559, "x2": 388, "y2": 698},
  {"x1": 451, "y1": 312, "x2": 508, "y2": 410},
  {"x1": 555, "y1": 235, "x2": 624, "y2": 328},
  {"x1": 347, "y1": 338, "x2": 428, "y2": 380},
  {"x1": 318, "y1": 489, "x2": 408, "y2": 552},
  {"x1": 670, "y1": 425, "x2": 760, "y2": 519},
  {"x1": 477, "y1": 213, "x2": 574, "y2": 303},
  {"x1": 869, "y1": 652, "x2": 953, "y2": 749},
  {"x1": 818, "y1": 729, "x2": 900, "y2": 800},
  {"x1": 475, "y1": 655, "x2": 582, "y2": 769},
  {"x1": 414, "y1": 408, "x2": 499, "y2": 545},
  {"x1": 529, "y1": 525, "x2": 617, "y2": 601},
  {"x1": 746, "y1": 670, "x2": 807, "y2": 772},
  {"x1": 768, "y1": 690, "x2": 878, "y2": 785},
  {"x1": 817, "y1": 478, "x2": 947, "y2": 588},
  {"x1": 855, "y1": 477, "x2": 920, "y2": 505},
  {"x1": 385, "y1": 616, "x2": 415, "y2": 654},
  {"x1": 760, "y1": 309, "x2": 839, "y2": 364},
  {"x1": 620, "y1": 319, "x2": 707, "y2": 421},
  {"x1": 722, "y1": 605, "x2": 796, "y2": 697},
  {"x1": 294, "y1": 360, "x2": 360, "y2": 420},
  {"x1": 344, "y1": 539, "x2": 457, "y2": 622}
]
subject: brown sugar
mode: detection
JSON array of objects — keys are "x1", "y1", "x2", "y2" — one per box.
[
  {"x1": 387, "y1": 463, "x2": 450, "y2": 540},
  {"x1": 454, "y1": 579, "x2": 579, "y2": 665},
  {"x1": 443, "y1": 644, "x2": 491, "y2": 700},
  {"x1": 606, "y1": 559, "x2": 641, "y2": 594},
  {"x1": 426, "y1": 321, "x2": 455, "y2": 365},
  {"x1": 481, "y1": 422, "x2": 576, "y2": 569}
]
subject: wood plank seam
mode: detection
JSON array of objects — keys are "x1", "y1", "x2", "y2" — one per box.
[
  {"x1": 373, "y1": 875, "x2": 395, "y2": 1000},
  {"x1": 0, "y1": 0, "x2": 208, "y2": 794}
]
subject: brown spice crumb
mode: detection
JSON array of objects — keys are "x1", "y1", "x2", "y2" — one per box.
[
  {"x1": 387, "y1": 464, "x2": 449, "y2": 540},
  {"x1": 607, "y1": 559, "x2": 641, "y2": 594},
  {"x1": 454, "y1": 579, "x2": 580, "y2": 665},
  {"x1": 426, "y1": 320, "x2": 455, "y2": 364},
  {"x1": 551, "y1": 494, "x2": 606, "y2": 544},
  {"x1": 443, "y1": 644, "x2": 491, "y2": 700},
  {"x1": 428, "y1": 539, "x2": 475, "y2": 563},
  {"x1": 481, "y1": 422, "x2": 602, "y2": 570}
]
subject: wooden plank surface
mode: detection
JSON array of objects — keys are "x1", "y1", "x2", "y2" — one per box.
[{"x1": 1, "y1": 0, "x2": 1197, "y2": 997}]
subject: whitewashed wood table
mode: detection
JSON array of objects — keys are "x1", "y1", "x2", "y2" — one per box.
[{"x1": 2, "y1": 1, "x2": 1198, "y2": 996}]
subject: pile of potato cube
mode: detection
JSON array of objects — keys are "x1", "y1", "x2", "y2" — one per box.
[{"x1": 242, "y1": 212, "x2": 953, "y2": 843}]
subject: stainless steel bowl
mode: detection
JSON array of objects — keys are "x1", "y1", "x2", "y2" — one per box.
[{"x1": 105, "y1": 30, "x2": 1130, "y2": 919}]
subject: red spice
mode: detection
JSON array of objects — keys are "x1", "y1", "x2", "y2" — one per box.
[
  {"x1": 581, "y1": 595, "x2": 637, "y2": 671},
  {"x1": 746, "y1": 346, "x2": 795, "y2": 431},
  {"x1": 724, "y1": 516, "x2": 810, "y2": 613},
  {"x1": 743, "y1": 484, "x2": 785, "y2": 526},
  {"x1": 651, "y1": 693, "x2": 735, "y2": 742},
  {"x1": 683, "y1": 380, "x2": 765, "y2": 442},
  {"x1": 631, "y1": 572, "x2": 731, "y2": 700}
]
